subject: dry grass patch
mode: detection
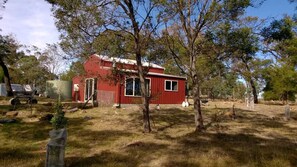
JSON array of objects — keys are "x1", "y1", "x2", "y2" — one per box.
[{"x1": 0, "y1": 101, "x2": 296, "y2": 166}]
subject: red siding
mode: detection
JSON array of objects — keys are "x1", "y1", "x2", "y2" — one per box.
[
  {"x1": 119, "y1": 75, "x2": 185, "y2": 104},
  {"x1": 72, "y1": 55, "x2": 186, "y2": 105}
]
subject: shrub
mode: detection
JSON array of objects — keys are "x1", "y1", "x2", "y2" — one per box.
[{"x1": 50, "y1": 101, "x2": 67, "y2": 129}]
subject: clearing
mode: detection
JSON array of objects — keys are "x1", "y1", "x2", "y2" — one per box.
[{"x1": 0, "y1": 100, "x2": 297, "y2": 167}]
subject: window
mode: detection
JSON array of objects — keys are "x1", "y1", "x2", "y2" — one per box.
[
  {"x1": 125, "y1": 77, "x2": 151, "y2": 96},
  {"x1": 165, "y1": 80, "x2": 178, "y2": 91}
]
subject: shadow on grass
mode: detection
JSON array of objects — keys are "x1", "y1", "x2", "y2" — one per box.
[
  {"x1": 124, "y1": 141, "x2": 168, "y2": 160},
  {"x1": 64, "y1": 150, "x2": 139, "y2": 167},
  {"x1": 0, "y1": 104, "x2": 13, "y2": 112},
  {"x1": 1, "y1": 121, "x2": 52, "y2": 142},
  {"x1": 174, "y1": 132, "x2": 297, "y2": 167},
  {"x1": 0, "y1": 146, "x2": 45, "y2": 167},
  {"x1": 207, "y1": 107, "x2": 297, "y2": 131},
  {"x1": 0, "y1": 147, "x2": 36, "y2": 159},
  {"x1": 150, "y1": 108, "x2": 194, "y2": 131},
  {"x1": 63, "y1": 142, "x2": 168, "y2": 167}
]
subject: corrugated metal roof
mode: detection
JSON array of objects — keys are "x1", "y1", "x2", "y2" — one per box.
[{"x1": 94, "y1": 54, "x2": 164, "y2": 69}]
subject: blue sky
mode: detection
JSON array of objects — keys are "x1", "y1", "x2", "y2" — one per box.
[
  {"x1": 246, "y1": 0, "x2": 295, "y2": 20},
  {"x1": 0, "y1": 0, "x2": 59, "y2": 49},
  {"x1": 0, "y1": 0, "x2": 296, "y2": 49}
]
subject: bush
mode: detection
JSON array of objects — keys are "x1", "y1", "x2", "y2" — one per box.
[{"x1": 50, "y1": 101, "x2": 67, "y2": 129}]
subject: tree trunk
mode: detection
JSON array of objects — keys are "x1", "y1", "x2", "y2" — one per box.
[
  {"x1": 249, "y1": 79, "x2": 258, "y2": 104},
  {"x1": 193, "y1": 81, "x2": 204, "y2": 132},
  {"x1": 142, "y1": 96, "x2": 151, "y2": 133},
  {"x1": 0, "y1": 59, "x2": 13, "y2": 97},
  {"x1": 136, "y1": 52, "x2": 151, "y2": 133}
]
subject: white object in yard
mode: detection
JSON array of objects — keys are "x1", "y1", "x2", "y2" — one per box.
[
  {"x1": 182, "y1": 101, "x2": 189, "y2": 107},
  {"x1": 23, "y1": 85, "x2": 32, "y2": 92},
  {"x1": 185, "y1": 101, "x2": 189, "y2": 107},
  {"x1": 285, "y1": 104, "x2": 290, "y2": 120},
  {"x1": 46, "y1": 128, "x2": 67, "y2": 167},
  {"x1": 156, "y1": 104, "x2": 160, "y2": 110},
  {"x1": 73, "y1": 84, "x2": 79, "y2": 91}
]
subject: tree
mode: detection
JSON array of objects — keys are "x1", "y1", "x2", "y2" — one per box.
[
  {"x1": 261, "y1": 16, "x2": 297, "y2": 103},
  {"x1": 207, "y1": 15, "x2": 271, "y2": 104},
  {"x1": 0, "y1": 0, "x2": 8, "y2": 23},
  {"x1": 38, "y1": 44, "x2": 69, "y2": 75},
  {"x1": 289, "y1": 0, "x2": 297, "y2": 9},
  {"x1": 60, "y1": 61, "x2": 84, "y2": 81},
  {"x1": 47, "y1": 0, "x2": 162, "y2": 132},
  {"x1": 9, "y1": 55, "x2": 56, "y2": 93},
  {"x1": 263, "y1": 64, "x2": 297, "y2": 103},
  {"x1": 227, "y1": 27, "x2": 260, "y2": 103},
  {"x1": 0, "y1": 35, "x2": 21, "y2": 96},
  {"x1": 160, "y1": 0, "x2": 251, "y2": 131}
]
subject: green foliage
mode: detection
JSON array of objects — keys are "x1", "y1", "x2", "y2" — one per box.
[
  {"x1": 9, "y1": 55, "x2": 56, "y2": 93},
  {"x1": 50, "y1": 101, "x2": 67, "y2": 130},
  {"x1": 0, "y1": 35, "x2": 23, "y2": 96},
  {"x1": 0, "y1": 35, "x2": 20, "y2": 63},
  {"x1": 46, "y1": 0, "x2": 106, "y2": 58},
  {"x1": 262, "y1": 16, "x2": 297, "y2": 102},
  {"x1": 262, "y1": 17, "x2": 295, "y2": 42},
  {"x1": 60, "y1": 61, "x2": 85, "y2": 81},
  {"x1": 263, "y1": 64, "x2": 297, "y2": 101}
]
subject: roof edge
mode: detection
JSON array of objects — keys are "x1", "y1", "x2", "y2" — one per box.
[{"x1": 93, "y1": 54, "x2": 165, "y2": 69}]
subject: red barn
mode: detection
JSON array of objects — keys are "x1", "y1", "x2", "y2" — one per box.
[{"x1": 72, "y1": 54, "x2": 186, "y2": 106}]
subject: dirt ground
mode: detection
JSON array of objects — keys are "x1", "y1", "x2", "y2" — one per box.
[{"x1": 0, "y1": 99, "x2": 296, "y2": 167}]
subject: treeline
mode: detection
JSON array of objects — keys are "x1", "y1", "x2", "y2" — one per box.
[{"x1": 1, "y1": 0, "x2": 296, "y2": 132}]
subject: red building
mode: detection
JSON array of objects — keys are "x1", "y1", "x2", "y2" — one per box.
[{"x1": 72, "y1": 54, "x2": 186, "y2": 106}]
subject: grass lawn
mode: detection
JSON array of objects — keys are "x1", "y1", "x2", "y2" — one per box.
[{"x1": 0, "y1": 100, "x2": 297, "y2": 167}]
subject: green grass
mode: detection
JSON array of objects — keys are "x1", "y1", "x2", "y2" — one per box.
[{"x1": 0, "y1": 101, "x2": 297, "y2": 167}]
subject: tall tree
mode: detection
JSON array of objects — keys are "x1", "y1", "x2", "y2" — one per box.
[
  {"x1": 0, "y1": 35, "x2": 21, "y2": 96},
  {"x1": 9, "y1": 55, "x2": 56, "y2": 93},
  {"x1": 263, "y1": 64, "x2": 297, "y2": 103},
  {"x1": 47, "y1": 0, "x2": 162, "y2": 132},
  {"x1": 261, "y1": 16, "x2": 297, "y2": 102},
  {"x1": 60, "y1": 61, "x2": 84, "y2": 81},
  {"x1": 227, "y1": 26, "x2": 260, "y2": 103},
  {"x1": 160, "y1": 0, "x2": 251, "y2": 131},
  {"x1": 208, "y1": 15, "x2": 270, "y2": 103},
  {"x1": 38, "y1": 44, "x2": 69, "y2": 75}
]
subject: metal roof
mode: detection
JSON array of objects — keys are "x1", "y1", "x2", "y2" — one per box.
[{"x1": 94, "y1": 54, "x2": 164, "y2": 69}]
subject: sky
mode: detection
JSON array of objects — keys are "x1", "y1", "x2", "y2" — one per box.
[
  {"x1": 0, "y1": 0, "x2": 59, "y2": 49},
  {"x1": 0, "y1": 0, "x2": 296, "y2": 50}
]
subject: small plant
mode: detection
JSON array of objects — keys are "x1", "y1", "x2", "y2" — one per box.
[{"x1": 50, "y1": 101, "x2": 67, "y2": 130}]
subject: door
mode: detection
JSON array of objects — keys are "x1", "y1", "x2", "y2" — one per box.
[{"x1": 84, "y1": 78, "x2": 97, "y2": 102}]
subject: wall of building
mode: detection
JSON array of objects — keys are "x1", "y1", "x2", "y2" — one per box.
[
  {"x1": 72, "y1": 55, "x2": 186, "y2": 105},
  {"x1": 119, "y1": 75, "x2": 186, "y2": 104}
]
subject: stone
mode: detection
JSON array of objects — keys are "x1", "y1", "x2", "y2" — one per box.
[
  {"x1": 39, "y1": 114, "x2": 54, "y2": 122},
  {"x1": 46, "y1": 128, "x2": 67, "y2": 167},
  {"x1": 83, "y1": 116, "x2": 92, "y2": 120},
  {"x1": 31, "y1": 108, "x2": 39, "y2": 115},
  {"x1": 284, "y1": 104, "x2": 290, "y2": 120},
  {"x1": 1, "y1": 111, "x2": 7, "y2": 116},
  {"x1": 43, "y1": 102, "x2": 53, "y2": 106},
  {"x1": 6, "y1": 111, "x2": 18, "y2": 117},
  {"x1": 64, "y1": 107, "x2": 78, "y2": 113},
  {"x1": 0, "y1": 118, "x2": 17, "y2": 124}
]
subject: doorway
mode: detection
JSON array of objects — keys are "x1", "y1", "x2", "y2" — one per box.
[{"x1": 84, "y1": 78, "x2": 97, "y2": 102}]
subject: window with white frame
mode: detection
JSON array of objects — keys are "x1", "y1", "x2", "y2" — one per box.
[
  {"x1": 125, "y1": 77, "x2": 151, "y2": 96},
  {"x1": 165, "y1": 80, "x2": 178, "y2": 91}
]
